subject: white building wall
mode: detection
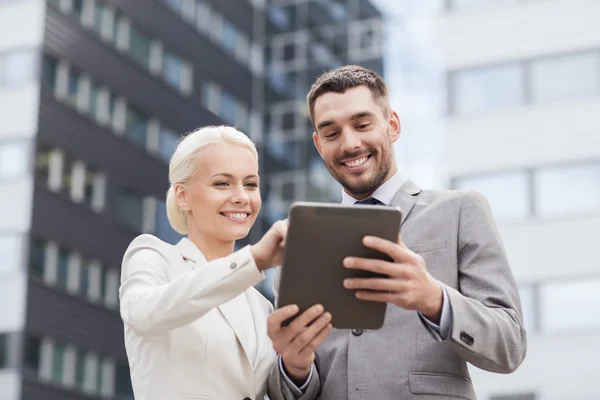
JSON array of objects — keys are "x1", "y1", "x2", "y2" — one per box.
[
  {"x1": 0, "y1": 1, "x2": 46, "y2": 399},
  {"x1": 434, "y1": 1, "x2": 600, "y2": 399}
]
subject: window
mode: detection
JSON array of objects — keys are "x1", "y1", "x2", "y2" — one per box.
[
  {"x1": 61, "y1": 156, "x2": 75, "y2": 198},
  {"x1": 125, "y1": 106, "x2": 149, "y2": 147},
  {"x1": 42, "y1": 55, "x2": 58, "y2": 91},
  {"x1": 0, "y1": 235, "x2": 23, "y2": 276},
  {"x1": 82, "y1": 167, "x2": 104, "y2": 210},
  {"x1": 57, "y1": 247, "x2": 70, "y2": 289},
  {"x1": 1, "y1": 49, "x2": 38, "y2": 87},
  {"x1": 51, "y1": 342, "x2": 66, "y2": 384},
  {"x1": 530, "y1": 52, "x2": 600, "y2": 104},
  {"x1": 89, "y1": 82, "x2": 102, "y2": 122},
  {"x1": 72, "y1": 0, "x2": 84, "y2": 16},
  {"x1": 453, "y1": 171, "x2": 531, "y2": 221},
  {"x1": 24, "y1": 335, "x2": 41, "y2": 374},
  {"x1": 0, "y1": 141, "x2": 29, "y2": 180},
  {"x1": 158, "y1": 127, "x2": 179, "y2": 161},
  {"x1": 29, "y1": 237, "x2": 46, "y2": 278},
  {"x1": 79, "y1": 257, "x2": 92, "y2": 298},
  {"x1": 534, "y1": 161, "x2": 600, "y2": 217},
  {"x1": 282, "y1": 111, "x2": 296, "y2": 131},
  {"x1": 103, "y1": 268, "x2": 119, "y2": 308},
  {"x1": 282, "y1": 42, "x2": 296, "y2": 62},
  {"x1": 281, "y1": 181, "x2": 295, "y2": 201},
  {"x1": 99, "y1": 358, "x2": 115, "y2": 397},
  {"x1": 75, "y1": 349, "x2": 87, "y2": 391},
  {"x1": 221, "y1": 20, "x2": 239, "y2": 54},
  {"x1": 115, "y1": 362, "x2": 134, "y2": 398},
  {"x1": 268, "y1": 5, "x2": 290, "y2": 29},
  {"x1": 165, "y1": 0, "x2": 184, "y2": 15},
  {"x1": 452, "y1": 63, "x2": 524, "y2": 115},
  {"x1": 66, "y1": 67, "x2": 81, "y2": 106},
  {"x1": 93, "y1": 1, "x2": 116, "y2": 43},
  {"x1": 128, "y1": 25, "x2": 153, "y2": 70},
  {"x1": 540, "y1": 276, "x2": 600, "y2": 333},
  {"x1": 162, "y1": 52, "x2": 185, "y2": 90},
  {"x1": 117, "y1": 190, "x2": 146, "y2": 232},
  {"x1": 219, "y1": 91, "x2": 238, "y2": 125},
  {"x1": 195, "y1": 1, "x2": 211, "y2": 33},
  {"x1": 0, "y1": 334, "x2": 7, "y2": 368}
]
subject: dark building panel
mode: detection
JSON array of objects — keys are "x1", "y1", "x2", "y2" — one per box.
[
  {"x1": 43, "y1": 7, "x2": 223, "y2": 132},
  {"x1": 37, "y1": 92, "x2": 169, "y2": 198},
  {"x1": 208, "y1": 0, "x2": 255, "y2": 36},
  {"x1": 22, "y1": 376, "x2": 101, "y2": 400},
  {"x1": 25, "y1": 281, "x2": 125, "y2": 360},
  {"x1": 106, "y1": 0, "x2": 255, "y2": 104},
  {"x1": 31, "y1": 186, "x2": 136, "y2": 267}
]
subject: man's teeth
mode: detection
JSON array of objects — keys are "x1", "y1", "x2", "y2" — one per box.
[
  {"x1": 224, "y1": 213, "x2": 248, "y2": 220},
  {"x1": 346, "y1": 156, "x2": 368, "y2": 167}
]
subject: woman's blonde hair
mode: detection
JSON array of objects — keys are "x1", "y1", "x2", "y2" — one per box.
[{"x1": 166, "y1": 125, "x2": 258, "y2": 234}]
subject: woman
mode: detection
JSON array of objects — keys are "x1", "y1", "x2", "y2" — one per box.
[{"x1": 119, "y1": 125, "x2": 286, "y2": 400}]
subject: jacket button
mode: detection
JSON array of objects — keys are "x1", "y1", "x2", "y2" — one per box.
[
  {"x1": 243, "y1": 398, "x2": 251, "y2": 400},
  {"x1": 460, "y1": 331, "x2": 474, "y2": 346},
  {"x1": 351, "y1": 329, "x2": 363, "y2": 336},
  {"x1": 230, "y1": 261, "x2": 237, "y2": 269}
]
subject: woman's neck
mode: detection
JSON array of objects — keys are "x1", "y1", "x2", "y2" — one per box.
[{"x1": 187, "y1": 231, "x2": 235, "y2": 261}]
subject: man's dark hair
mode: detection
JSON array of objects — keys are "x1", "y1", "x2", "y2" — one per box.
[{"x1": 307, "y1": 65, "x2": 389, "y2": 126}]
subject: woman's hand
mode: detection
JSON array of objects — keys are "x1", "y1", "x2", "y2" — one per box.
[{"x1": 250, "y1": 219, "x2": 288, "y2": 271}]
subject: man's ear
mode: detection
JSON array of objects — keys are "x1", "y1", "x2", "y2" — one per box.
[
  {"x1": 312, "y1": 131, "x2": 323, "y2": 158},
  {"x1": 389, "y1": 110, "x2": 401, "y2": 143}
]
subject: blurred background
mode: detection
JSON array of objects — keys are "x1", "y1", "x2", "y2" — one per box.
[{"x1": 0, "y1": 0, "x2": 598, "y2": 399}]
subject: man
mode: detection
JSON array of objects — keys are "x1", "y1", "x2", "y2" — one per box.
[{"x1": 266, "y1": 65, "x2": 527, "y2": 399}]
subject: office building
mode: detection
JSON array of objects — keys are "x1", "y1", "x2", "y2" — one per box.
[
  {"x1": 0, "y1": 0, "x2": 264, "y2": 398},
  {"x1": 436, "y1": 1, "x2": 600, "y2": 399}
]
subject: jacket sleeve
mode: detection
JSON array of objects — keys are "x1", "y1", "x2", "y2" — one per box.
[
  {"x1": 421, "y1": 191, "x2": 527, "y2": 373},
  {"x1": 119, "y1": 234, "x2": 264, "y2": 337},
  {"x1": 266, "y1": 267, "x2": 321, "y2": 400}
]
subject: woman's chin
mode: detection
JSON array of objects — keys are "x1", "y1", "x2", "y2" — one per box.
[{"x1": 223, "y1": 227, "x2": 250, "y2": 242}]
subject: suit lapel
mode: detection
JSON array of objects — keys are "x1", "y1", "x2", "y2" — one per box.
[
  {"x1": 391, "y1": 178, "x2": 422, "y2": 225},
  {"x1": 217, "y1": 299, "x2": 254, "y2": 368},
  {"x1": 175, "y1": 238, "x2": 255, "y2": 369},
  {"x1": 245, "y1": 288, "x2": 267, "y2": 367}
]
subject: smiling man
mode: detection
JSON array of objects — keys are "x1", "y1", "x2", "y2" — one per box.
[{"x1": 266, "y1": 65, "x2": 527, "y2": 400}]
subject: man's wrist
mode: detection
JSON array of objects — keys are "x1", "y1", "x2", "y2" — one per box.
[
  {"x1": 420, "y1": 281, "x2": 443, "y2": 323},
  {"x1": 282, "y1": 359, "x2": 310, "y2": 386}
]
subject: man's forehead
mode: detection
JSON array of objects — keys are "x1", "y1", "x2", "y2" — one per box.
[{"x1": 314, "y1": 87, "x2": 379, "y2": 122}]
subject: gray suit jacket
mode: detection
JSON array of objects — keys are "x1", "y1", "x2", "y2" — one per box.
[{"x1": 268, "y1": 180, "x2": 527, "y2": 400}]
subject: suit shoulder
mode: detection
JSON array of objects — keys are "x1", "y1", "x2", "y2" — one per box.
[
  {"x1": 420, "y1": 188, "x2": 488, "y2": 205},
  {"x1": 122, "y1": 234, "x2": 177, "y2": 267}
]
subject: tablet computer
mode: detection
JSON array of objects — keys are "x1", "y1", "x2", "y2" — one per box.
[{"x1": 277, "y1": 201, "x2": 402, "y2": 330}]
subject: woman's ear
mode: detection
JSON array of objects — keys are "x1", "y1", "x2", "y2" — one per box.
[{"x1": 174, "y1": 183, "x2": 190, "y2": 212}]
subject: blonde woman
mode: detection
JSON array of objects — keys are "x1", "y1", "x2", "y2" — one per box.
[{"x1": 119, "y1": 126, "x2": 287, "y2": 400}]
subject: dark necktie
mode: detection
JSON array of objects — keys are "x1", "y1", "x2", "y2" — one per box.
[{"x1": 354, "y1": 197, "x2": 383, "y2": 206}]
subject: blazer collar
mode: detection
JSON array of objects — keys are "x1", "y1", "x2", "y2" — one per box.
[
  {"x1": 176, "y1": 237, "x2": 259, "y2": 379},
  {"x1": 175, "y1": 237, "x2": 206, "y2": 264},
  {"x1": 390, "y1": 178, "x2": 422, "y2": 225}
]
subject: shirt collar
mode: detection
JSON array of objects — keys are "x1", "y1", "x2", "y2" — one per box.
[{"x1": 341, "y1": 171, "x2": 407, "y2": 206}]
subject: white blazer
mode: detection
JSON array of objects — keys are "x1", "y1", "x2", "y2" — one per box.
[{"x1": 119, "y1": 234, "x2": 277, "y2": 400}]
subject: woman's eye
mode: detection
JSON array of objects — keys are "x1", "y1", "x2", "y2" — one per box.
[{"x1": 215, "y1": 182, "x2": 229, "y2": 187}]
